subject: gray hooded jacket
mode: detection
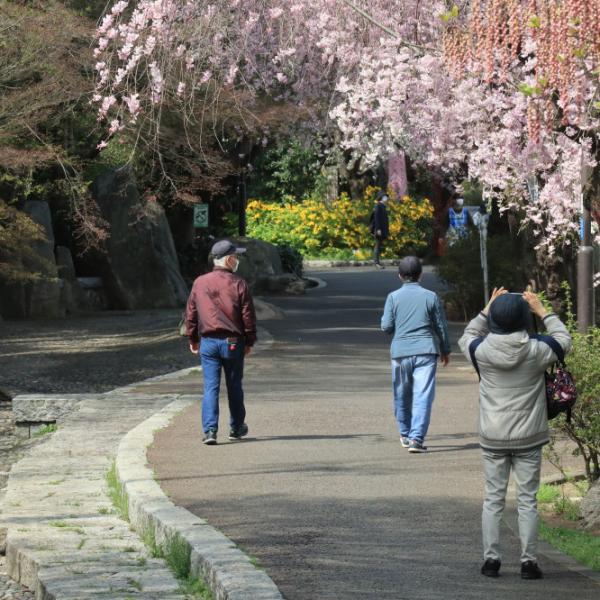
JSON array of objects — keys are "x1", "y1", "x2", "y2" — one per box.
[{"x1": 458, "y1": 313, "x2": 571, "y2": 450}]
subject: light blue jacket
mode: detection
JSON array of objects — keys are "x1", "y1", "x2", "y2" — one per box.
[{"x1": 381, "y1": 282, "x2": 451, "y2": 359}]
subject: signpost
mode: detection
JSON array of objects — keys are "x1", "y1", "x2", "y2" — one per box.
[{"x1": 193, "y1": 204, "x2": 209, "y2": 229}]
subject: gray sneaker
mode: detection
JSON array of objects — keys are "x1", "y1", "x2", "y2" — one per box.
[
  {"x1": 229, "y1": 423, "x2": 249, "y2": 440},
  {"x1": 408, "y1": 440, "x2": 427, "y2": 453},
  {"x1": 203, "y1": 429, "x2": 217, "y2": 445},
  {"x1": 400, "y1": 436, "x2": 410, "y2": 448}
]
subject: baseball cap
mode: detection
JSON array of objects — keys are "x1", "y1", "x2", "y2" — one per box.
[
  {"x1": 210, "y1": 240, "x2": 247, "y2": 259},
  {"x1": 398, "y1": 256, "x2": 422, "y2": 279}
]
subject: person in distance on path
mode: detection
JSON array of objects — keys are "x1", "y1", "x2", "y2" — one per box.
[
  {"x1": 381, "y1": 256, "x2": 451, "y2": 453},
  {"x1": 369, "y1": 190, "x2": 390, "y2": 269},
  {"x1": 458, "y1": 288, "x2": 571, "y2": 580},
  {"x1": 185, "y1": 240, "x2": 257, "y2": 445}
]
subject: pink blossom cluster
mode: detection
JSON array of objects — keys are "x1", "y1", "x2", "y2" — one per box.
[{"x1": 93, "y1": 0, "x2": 598, "y2": 281}]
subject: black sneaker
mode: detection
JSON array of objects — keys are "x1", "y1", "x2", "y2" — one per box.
[
  {"x1": 228, "y1": 423, "x2": 249, "y2": 440},
  {"x1": 521, "y1": 561, "x2": 543, "y2": 580},
  {"x1": 481, "y1": 559, "x2": 501, "y2": 578},
  {"x1": 203, "y1": 429, "x2": 217, "y2": 445},
  {"x1": 408, "y1": 440, "x2": 428, "y2": 453},
  {"x1": 400, "y1": 435, "x2": 410, "y2": 448}
]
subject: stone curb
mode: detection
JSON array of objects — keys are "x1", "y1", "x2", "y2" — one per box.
[
  {"x1": 303, "y1": 259, "x2": 401, "y2": 268},
  {"x1": 116, "y1": 397, "x2": 283, "y2": 600}
]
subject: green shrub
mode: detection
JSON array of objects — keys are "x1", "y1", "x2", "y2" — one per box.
[
  {"x1": 551, "y1": 283, "x2": 600, "y2": 484},
  {"x1": 246, "y1": 139, "x2": 325, "y2": 202},
  {"x1": 537, "y1": 483, "x2": 561, "y2": 504},
  {"x1": 245, "y1": 186, "x2": 433, "y2": 259}
]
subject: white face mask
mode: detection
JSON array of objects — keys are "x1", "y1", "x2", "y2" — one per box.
[{"x1": 231, "y1": 257, "x2": 240, "y2": 273}]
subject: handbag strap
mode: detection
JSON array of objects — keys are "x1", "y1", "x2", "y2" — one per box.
[
  {"x1": 529, "y1": 334, "x2": 565, "y2": 365},
  {"x1": 468, "y1": 337, "x2": 485, "y2": 381}
]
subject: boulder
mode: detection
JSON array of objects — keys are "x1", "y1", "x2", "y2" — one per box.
[
  {"x1": 581, "y1": 478, "x2": 600, "y2": 531},
  {"x1": 56, "y1": 246, "x2": 88, "y2": 314},
  {"x1": 230, "y1": 237, "x2": 307, "y2": 295},
  {"x1": 90, "y1": 168, "x2": 188, "y2": 309},
  {"x1": 0, "y1": 201, "x2": 63, "y2": 318}
]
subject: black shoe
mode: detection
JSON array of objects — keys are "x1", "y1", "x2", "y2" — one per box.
[
  {"x1": 481, "y1": 559, "x2": 501, "y2": 578},
  {"x1": 521, "y1": 561, "x2": 543, "y2": 580},
  {"x1": 408, "y1": 439, "x2": 428, "y2": 453},
  {"x1": 229, "y1": 423, "x2": 249, "y2": 440},
  {"x1": 203, "y1": 429, "x2": 217, "y2": 445}
]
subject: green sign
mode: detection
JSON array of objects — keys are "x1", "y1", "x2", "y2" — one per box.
[{"x1": 193, "y1": 204, "x2": 209, "y2": 228}]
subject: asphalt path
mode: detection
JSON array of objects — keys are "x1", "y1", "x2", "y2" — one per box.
[{"x1": 148, "y1": 267, "x2": 600, "y2": 599}]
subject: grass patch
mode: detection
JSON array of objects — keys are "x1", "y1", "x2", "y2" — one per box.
[
  {"x1": 106, "y1": 461, "x2": 129, "y2": 521},
  {"x1": 97, "y1": 506, "x2": 111, "y2": 515},
  {"x1": 127, "y1": 578, "x2": 142, "y2": 591},
  {"x1": 33, "y1": 423, "x2": 57, "y2": 437},
  {"x1": 537, "y1": 483, "x2": 561, "y2": 504},
  {"x1": 553, "y1": 497, "x2": 581, "y2": 521},
  {"x1": 180, "y1": 574, "x2": 213, "y2": 599},
  {"x1": 540, "y1": 522, "x2": 600, "y2": 571},
  {"x1": 48, "y1": 521, "x2": 85, "y2": 535},
  {"x1": 104, "y1": 462, "x2": 213, "y2": 599},
  {"x1": 164, "y1": 534, "x2": 192, "y2": 580}
]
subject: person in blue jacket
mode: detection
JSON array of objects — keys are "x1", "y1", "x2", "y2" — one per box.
[
  {"x1": 381, "y1": 256, "x2": 451, "y2": 453},
  {"x1": 369, "y1": 190, "x2": 390, "y2": 268}
]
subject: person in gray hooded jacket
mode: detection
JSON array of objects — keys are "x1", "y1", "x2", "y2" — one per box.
[{"x1": 458, "y1": 287, "x2": 571, "y2": 581}]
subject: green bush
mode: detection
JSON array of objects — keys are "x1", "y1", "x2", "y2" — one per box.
[
  {"x1": 245, "y1": 187, "x2": 433, "y2": 259},
  {"x1": 246, "y1": 139, "x2": 325, "y2": 202},
  {"x1": 551, "y1": 283, "x2": 600, "y2": 484},
  {"x1": 436, "y1": 233, "x2": 531, "y2": 320}
]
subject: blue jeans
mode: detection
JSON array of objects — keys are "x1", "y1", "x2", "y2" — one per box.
[
  {"x1": 391, "y1": 354, "x2": 437, "y2": 443},
  {"x1": 200, "y1": 337, "x2": 246, "y2": 433}
]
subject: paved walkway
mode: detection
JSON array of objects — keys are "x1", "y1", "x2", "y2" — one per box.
[{"x1": 148, "y1": 267, "x2": 600, "y2": 599}]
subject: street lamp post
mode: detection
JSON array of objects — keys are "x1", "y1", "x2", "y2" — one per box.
[
  {"x1": 577, "y1": 203, "x2": 594, "y2": 333},
  {"x1": 473, "y1": 207, "x2": 490, "y2": 306}
]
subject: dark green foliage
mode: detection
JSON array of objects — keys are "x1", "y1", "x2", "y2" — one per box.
[
  {"x1": 277, "y1": 244, "x2": 303, "y2": 276},
  {"x1": 552, "y1": 283, "x2": 600, "y2": 483},
  {"x1": 436, "y1": 233, "x2": 532, "y2": 320},
  {"x1": 247, "y1": 139, "x2": 324, "y2": 202}
]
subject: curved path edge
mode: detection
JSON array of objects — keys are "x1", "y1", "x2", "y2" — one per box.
[{"x1": 116, "y1": 397, "x2": 283, "y2": 600}]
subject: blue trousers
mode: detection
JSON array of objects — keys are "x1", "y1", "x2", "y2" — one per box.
[
  {"x1": 200, "y1": 337, "x2": 246, "y2": 433},
  {"x1": 391, "y1": 354, "x2": 437, "y2": 443}
]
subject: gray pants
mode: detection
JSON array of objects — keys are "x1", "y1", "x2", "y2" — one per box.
[{"x1": 481, "y1": 446, "x2": 542, "y2": 563}]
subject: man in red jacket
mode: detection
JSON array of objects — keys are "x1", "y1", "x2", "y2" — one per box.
[{"x1": 185, "y1": 240, "x2": 257, "y2": 445}]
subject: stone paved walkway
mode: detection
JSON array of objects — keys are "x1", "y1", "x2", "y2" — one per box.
[{"x1": 2, "y1": 389, "x2": 188, "y2": 599}]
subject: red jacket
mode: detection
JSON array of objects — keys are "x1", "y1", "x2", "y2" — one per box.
[{"x1": 185, "y1": 268, "x2": 257, "y2": 346}]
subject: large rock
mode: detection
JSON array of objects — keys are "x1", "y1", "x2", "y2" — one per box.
[
  {"x1": 56, "y1": 246, "x2": 88, "y2": 314},
  {"x1": 90, "y1": 168, "x2": 188, "y2": 309},
  {"x1": 234, "y1": 237, "x2": 284, "y2": 291},
  {"x1": 0, "y1": 201, "x2": 63, "y2": 318},
  {"x1": 581, "y1": 478, "x2": 600, "y2": 531},
  {"x1": 231, "y1": 237, "x2": 307, "y2": 294}
]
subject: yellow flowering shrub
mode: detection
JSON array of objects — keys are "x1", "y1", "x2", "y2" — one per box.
[{"x1": 245, "y1": 186, "x2": 433, "y2": 258}]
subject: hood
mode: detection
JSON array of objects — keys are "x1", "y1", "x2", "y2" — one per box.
[{"x1": 480, "y1": 331, "x2": 531, "y2": 370}]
